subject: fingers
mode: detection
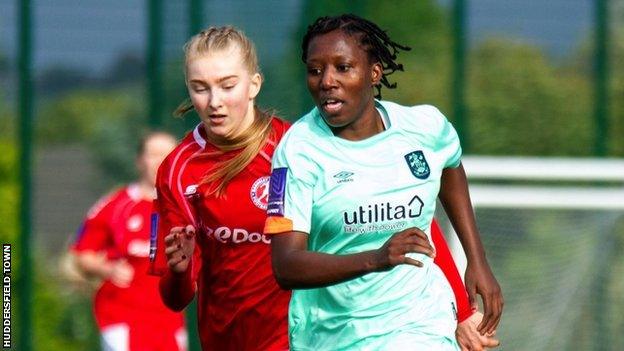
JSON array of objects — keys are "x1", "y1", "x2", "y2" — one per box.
[
  {"x1": 380, "y1": 227, "x2": 437, "y2": 269},
  {"x1": 165, "y1": 225, "x2": 196, "y2": 247},
  {"x1": 163, "y1": 226, "x2": 197, "y2": 271},
  {"x1": 166, "y1": 245, "x2": 191, "y2": 273},
  {"x1": 184, "y1": 225, "x2": 196, "y2": 239},
  {"x1": 456, "y1": 326, "x2": 484, "y2": 351},
  {"x1": 478, "y1": 292, "x2": 503, "y2": 334},
  {"x1": 395, "y1": 228, "x2": 436, "y2": 258},
  {"x1": 164, "y1": 243, "x2": 182, "y2": 256},
  {"x1": 402, "y1": 256, "x2": 424, "y2": 267},
  {"x1": 400, "y1": 227, "x2": 429, "y2": 240},
  {"x1": 457, "y1": 311, "x2": 499, "y2": 350},
  {"x1": 405, "y1": 244, "x2": 436, "y2": 258},
  {"x1": 480, "y1": 334, "x2": 500, "y2": 348},
  {"x1": 478, "y1": 295, "x2": 492, "y2": 334},
  {"x1": 164, "y1": 226, "x2": 185, "y2": 245},
  {"x1": 467, "y1": 282, "x2": 478, "y2": 310},
  {"x1": 167, "y1": 253, "x2": 189, "y2": 267}
]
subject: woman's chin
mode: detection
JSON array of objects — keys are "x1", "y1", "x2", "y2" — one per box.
[
  {"x1": 204, "y1": 123, "x2": 231, "y2": 139},
  {"x1": 320, "y1": 113, "x2": 349, "y2": 129}
]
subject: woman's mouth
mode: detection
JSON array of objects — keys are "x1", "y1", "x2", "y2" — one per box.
[
  {"x1": 321, "y1": 99, "x2": 344, "y2": 114},
  {"x1": 208, "y1": 114, "x2": 226, "y2": 124}
]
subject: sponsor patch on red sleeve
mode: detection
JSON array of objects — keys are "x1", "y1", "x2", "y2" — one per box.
[
  {"x1": 267, "y1": 167, "x2": 288, "y2": 217},
  {"x1": 149, "y1": 212, "x2": 158, "y2": 262}
]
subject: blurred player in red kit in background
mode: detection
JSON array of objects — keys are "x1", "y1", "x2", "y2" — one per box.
[{"x1": 72, "y1": 131, "x2": 187, "y2": 351}]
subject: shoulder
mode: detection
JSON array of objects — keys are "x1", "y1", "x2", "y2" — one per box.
[
  {"x1": 268, "y1": 117, "x2": 292, "y2": 145},
  {"x1": 85, "y1": 186, "x2": 128, "y2": 220},
  {"x1": 276, "y1": 108, "x2": 322, "y2": 150},
  {"x1": 272, "y1": 109, "x2": 323, "y2": 173},
  {"x1": 380, "y1": 101, "x2": 450, "y2": 133},
  {"x1": 158, "y1": 126, "x2": 203, "y2": 180}
]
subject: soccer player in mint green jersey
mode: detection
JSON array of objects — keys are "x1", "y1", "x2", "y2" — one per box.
[{"x1": 264, "y1": 14, "x2": 503, "y2": 350}]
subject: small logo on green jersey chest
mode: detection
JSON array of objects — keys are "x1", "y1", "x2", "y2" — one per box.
[
  {"x1": 333, "y1": 171, "x2": 354, "y2": 183},
  {"x1": 404, "y1": 150, "x2": 430, "y2": 179}
]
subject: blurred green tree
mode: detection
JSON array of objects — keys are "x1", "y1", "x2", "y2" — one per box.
[{"x1": 467, "y1": 39, "x2": 594, "y2": 156}]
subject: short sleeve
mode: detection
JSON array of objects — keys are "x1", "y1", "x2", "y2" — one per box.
[
  {"x1": 419, "y1": 105, "x2": 462, "y2": 168},
  {"x1": 439, "y1": 116, "x2": 462, "y2": 168},
  {"x1": 149, "y1": 166, "x2": 202, "y2": 278},
  {"x1": 72, "y1": 214, "x2": 112, "y2": 253},
  {"x1": 264, "y1": 139, "x2": 317, "y2": 235},
  {"x1": 72, "y1": 195, "x2": 115, "y2": 253}
]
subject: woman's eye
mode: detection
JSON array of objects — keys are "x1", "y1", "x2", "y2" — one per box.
[
  {"x1": 307, "y1": 68, "x2": 321, "y2": 75},
  {"x1": 337, "y1": 64, "x2": 350, "y2": 72},
  {"x1": 223, "y1": 85, "x2": 235, "y2": 90}
]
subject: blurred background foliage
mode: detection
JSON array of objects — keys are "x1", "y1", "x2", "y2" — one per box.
[{"x1": 1, "y1": 0, "x2": 623, "y2": 349}]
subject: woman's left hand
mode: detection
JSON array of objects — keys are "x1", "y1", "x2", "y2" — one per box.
[
  {"x1": 464, "y1": 261, "x2": 503, "y2": 335},
  {"x1": 456, "y1": 311, "x2": 500, "y2": 351}
]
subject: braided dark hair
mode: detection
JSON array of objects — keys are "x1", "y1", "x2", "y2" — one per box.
[{"x1": 301, "y1": 14, "x2": 411, "y2": 98}]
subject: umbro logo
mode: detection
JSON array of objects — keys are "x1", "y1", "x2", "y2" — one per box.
[
  {"x1": 333, "y1": 171, "x2": 354, "y2": 183},
  {"x1": 184, "y1": 184, "x2": 198, "y2": 196}
]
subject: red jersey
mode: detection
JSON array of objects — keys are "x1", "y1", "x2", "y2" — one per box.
[
  {"x1": 151, "y1": 119, "x2": 291, "y2": 351},
  {"x1": 73, "y1": 184, "x2": 185, "y2": 331}
]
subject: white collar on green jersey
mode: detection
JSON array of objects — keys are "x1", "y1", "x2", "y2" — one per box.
[
  {"x1": 377, "y1": 100, "x2": 391, "y2": 130},
  {"x1": 314, "y1": 99, "x2": 392, "y2": 137}
]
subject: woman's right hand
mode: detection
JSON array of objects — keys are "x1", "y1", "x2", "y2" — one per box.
[
  {"x1": 108, "y1": 258, "x2": 134, "y2": 288},
  {"x1": 164, "y1": 225, "x2": 196, "y2": 274},
  {"x1": 375, "y1": 227, "x2": 436, "y2": 271}
]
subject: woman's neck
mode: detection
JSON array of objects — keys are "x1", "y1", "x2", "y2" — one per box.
[
  {"x1": 137, "y1": 179, "x2": 156, "y2": 200},
  {"x1": 204, "y1": 104, "x2": 257, "y2": 149},
  {"x1": 331, "y1": 104, "x2": 384, "y2": 141}
]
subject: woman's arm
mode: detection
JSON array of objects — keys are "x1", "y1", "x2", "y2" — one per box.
[
  {"x1": 438, "y1": 163, "x2": 503, "y2": 334},
  {"x1": 158, "y1": 225, "x2": 197, "y2": 311},
  {"x1": 271, "y1": 227, "x2": 435, "y2": 289},
  {"x1": 74, "y1": 251, "x2": 134, "y2": 288},
  {"x1": 151, "y1": 162, "x2": 200, "y2": 311}
]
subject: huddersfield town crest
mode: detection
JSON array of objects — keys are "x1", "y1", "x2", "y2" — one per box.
[{"x1": 404, "y1": 150, "x2": 430, "y2": 179}]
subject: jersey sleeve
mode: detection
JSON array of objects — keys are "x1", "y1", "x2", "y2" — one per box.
[
  {"x1": 431, "y1": 219, "x2": 474, "y2": 323},
  {"x1": 418, "y1": 105, "x2": 462, "y2": 168},
  {"x1": 264, "y1": 136, "x2": 317, "y2": 235},
  {"x1": 149, "y1": 164, "x2": 202, "y2": 279},
  {"x1": 72, "y1": 196, "x2": 114, "y2": 253}
]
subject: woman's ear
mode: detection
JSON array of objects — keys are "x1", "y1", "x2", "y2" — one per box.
[
  {"x1": 371, "y1": 62, "x2": 383, "y2": 86},
  {"x1": 249, "y1": 72, "x2": 262, "y2": 99}
]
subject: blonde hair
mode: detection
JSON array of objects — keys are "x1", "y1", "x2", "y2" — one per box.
[{"x1": 175, "y1": 26, "x2": 274, "y2": 197}]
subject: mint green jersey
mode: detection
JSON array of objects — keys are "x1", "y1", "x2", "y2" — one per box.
[{"x1": 267, "y1": 101, "x2": 462, "y2": 350}]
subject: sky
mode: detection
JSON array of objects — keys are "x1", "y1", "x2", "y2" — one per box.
[{"x1": 0, "y1": 0, "x2": 596, "y2": 80}]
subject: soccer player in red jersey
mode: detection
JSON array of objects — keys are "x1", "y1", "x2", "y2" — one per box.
[
  {"x1": 72, "y1": 131, "x2": 187, "y2": 351},
  {"x1": 149, "y1": 26, "x2": 291, "y2": 351},
  {"x1": 150, "y1": 25, "x2": 497, "y2": 351}
]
